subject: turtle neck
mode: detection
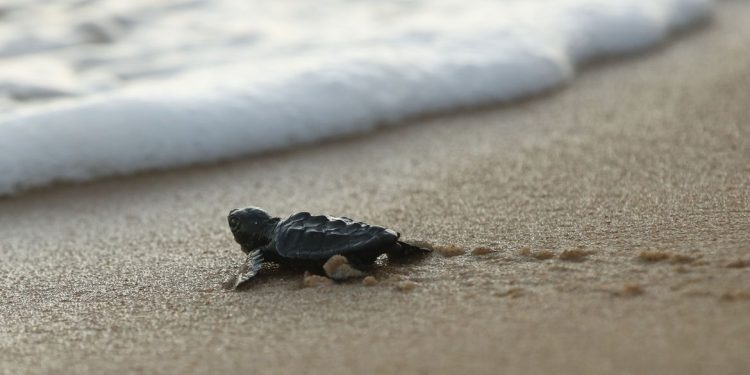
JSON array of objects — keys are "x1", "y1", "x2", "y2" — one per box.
[{"x1": 261, "y1": 217, "x2": 281, "y2": 242}]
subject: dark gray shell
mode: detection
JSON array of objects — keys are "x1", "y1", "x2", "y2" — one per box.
[{"x1": 274, "y1": 212, "x2": 399, "y2": 259}]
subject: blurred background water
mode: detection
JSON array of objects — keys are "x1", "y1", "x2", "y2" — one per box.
[{"x1": 0, "y1": 0, "x2": 712, "y2": 194}]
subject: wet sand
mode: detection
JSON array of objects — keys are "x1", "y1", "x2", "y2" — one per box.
[{"x1": 1, "y1": 2, "x2": 749, "y2": 374}]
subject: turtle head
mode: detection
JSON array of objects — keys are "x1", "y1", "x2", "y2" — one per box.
[{"x1": 228, "y1": 207, "x2": 275, "y2": 253}]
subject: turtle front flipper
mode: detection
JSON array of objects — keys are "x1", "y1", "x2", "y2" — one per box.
[{"x1": 233, "y1": 249, "x2": 264, "y2": 289}]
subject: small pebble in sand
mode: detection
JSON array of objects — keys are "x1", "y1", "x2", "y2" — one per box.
[
  {"x1": 434, "y1": 244, "x2": 466, "y2": 257},
  {"x1": 726, "y1": 259, "x2": 750, "y2": 268},
  {"x1": 302, "y1": 272, "x2": 334, "y2": 288},
  {"x1": 471, "y1": 246, "x2": 494, "y2": 256},
  {"x1": 323, "y1": 255, "x2": 364, "y2": 280},
  {"x1": 617, "y1": 283, "x2": 644, "y2": 297},
  {"x1": 396, "y1": 280, "x2": 418, "y2": 292},
  {"x1": 533, "y1": 250, "x2": 555, "y2": 260},
  {"x1": 495, "y1": 287, "x2": 524, "y2": 298},
  {"x1": 719, "y1": 290, "x2": 750, "y2": 302},
  {"x1": 638, "y1": 250, "x2": 671, "y2": 262},
  {"x1": 362, "y1": 276, "x2": 378, "y2": 287},
  {"x1": 558, "y1": 248, "x2": 590, "y2": 262}
]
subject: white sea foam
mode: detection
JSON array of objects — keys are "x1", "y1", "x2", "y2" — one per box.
[{"x1": 0, "y1": 0, "x2": 713, "y2": 194}]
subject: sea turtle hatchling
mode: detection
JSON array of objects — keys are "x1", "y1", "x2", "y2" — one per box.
[{"x1": 227, "y1": 207, "x2": 431, "y2": 289}]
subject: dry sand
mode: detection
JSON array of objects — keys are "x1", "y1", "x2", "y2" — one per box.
[{"x1": 2, "y1": 2, "x2": 750, "y2": 374}]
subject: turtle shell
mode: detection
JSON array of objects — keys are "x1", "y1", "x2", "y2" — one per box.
[{"x1": 274, "y1": 212, "x2": 399, "y2": 259}]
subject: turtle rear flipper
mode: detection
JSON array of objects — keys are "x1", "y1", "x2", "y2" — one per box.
[
  {"x1": 387, "y1": 241, "x2": 432, "y2": 258},
  {"x1": 233, "y1": 249, "x2": 264, "y2": 289}
]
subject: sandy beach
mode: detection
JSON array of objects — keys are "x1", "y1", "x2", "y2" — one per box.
[{"x1": 2, "y1": 1, "x2": 749, "y2": 374}]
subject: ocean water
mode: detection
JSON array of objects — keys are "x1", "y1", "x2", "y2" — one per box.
[{"x1": 0, "y1": 0, "x2": 713, "y2": 195}]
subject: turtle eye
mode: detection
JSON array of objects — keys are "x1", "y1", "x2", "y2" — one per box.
[{"x1": 229, "y1": 217, "x2": 240, "y2": 230}]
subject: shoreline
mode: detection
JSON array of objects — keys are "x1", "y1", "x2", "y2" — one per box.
[{"x1": 0, "y1": 1, "x2": 715, "y2": 197}]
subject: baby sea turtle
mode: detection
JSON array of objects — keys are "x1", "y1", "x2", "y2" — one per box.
[{"x1": 227, "y1": 207, "x2": 430, "y2": 289}]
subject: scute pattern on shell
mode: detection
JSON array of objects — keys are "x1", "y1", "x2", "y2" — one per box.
[{"x1": 274, "y1": 212, "x2": 399, "y2": 259}]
